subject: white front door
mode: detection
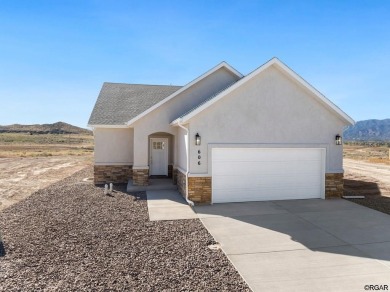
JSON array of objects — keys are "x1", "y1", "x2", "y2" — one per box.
[{"x1": 150, "y1": 138, "x2": 168, "y2": 176}]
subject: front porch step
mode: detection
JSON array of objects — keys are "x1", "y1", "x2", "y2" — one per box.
[{"x1": 127, "y1": 178, "x2": 177, "y2": 193}]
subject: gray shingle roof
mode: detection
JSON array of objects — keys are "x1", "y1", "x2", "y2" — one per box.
[
  {"x1": 88, "y1": 82, "x2": 182, "y2": 125},
  {"x1": 175, "y1": 80, "x2": 240, "y2": 121}
]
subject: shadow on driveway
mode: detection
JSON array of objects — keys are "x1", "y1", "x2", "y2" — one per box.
[{"x1": 195, "y1": 199, "x2": 390, "y2": 291}]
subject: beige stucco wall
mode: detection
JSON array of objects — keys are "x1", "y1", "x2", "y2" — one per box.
[
  {"x1": 188, "y1": 65, "x2": 347, "y2": 175},
  {"x1": 176, "y1": 126, "x2": 188, "y2": 171},
  {"x1": 132, "y1": 67, "x2": 240, "y2": 167},
  {"x1": 94, "y1": 128, "x2": 133, "y2": 165}
]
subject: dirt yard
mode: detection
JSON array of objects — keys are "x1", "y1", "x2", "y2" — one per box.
[
  {"x1": 343, "y1": 145, "x2": 390, "y2": 214},
  {"x1": 344, "y1": 159, "x2": 390, "y2": 196},
  {"x1": 0, "y1": 132, "x2": 93, "y2": 211},
  {"x1": 0, "y1": 156, "x2": 92, "y2": 211},
  {"x1": 343, "y1": 145, "x2": 390, "y2": 197}
]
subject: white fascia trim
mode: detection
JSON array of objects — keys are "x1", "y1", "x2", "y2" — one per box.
[
  {"x1": 126, "y1": 61, "x2": 243, "y2": 126},
  {"x1": 170, "y1": 118, "x2": 188, "y2": 126},
  {"x1": 178, "y1": 57, "x2": 355, "y2": 126},
  {"x1": 88, "y1": 124, "x2": 130, "y2": 129}
]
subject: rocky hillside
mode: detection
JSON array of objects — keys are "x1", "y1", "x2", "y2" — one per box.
[
  {"x1": 344, "y1": 119, "x2": 390, "y2": 141},
  {"x1": 0, "y1": 122, "x2": 92, "y2": 135}
]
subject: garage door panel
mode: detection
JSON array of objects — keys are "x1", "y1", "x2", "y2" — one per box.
[
  {"x1": 212, "y1": 148, "x2": 325, "y2": 203},
  {"x1": 213, "y1": 148, "x2": 320, "y2": 162},
  {"x1": 212, "y1": 168, "x2": 322, "y2": 182},
  {"x1": 213, "y1": 160, "x2": 322, "y2": 175},
  {"x1": 213, "y1": 174, "x2": 259, "y2": 189},
  {"x1": 217, "y1": 190, "x2": 321, "y2": 203},
  {"x1": 213, "y1": 176, "x2": 322, "y2": 192}
]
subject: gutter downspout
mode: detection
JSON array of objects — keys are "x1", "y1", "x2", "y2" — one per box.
[{"x1": 177, "y1": 118, "x2": 195, "y2": 207}]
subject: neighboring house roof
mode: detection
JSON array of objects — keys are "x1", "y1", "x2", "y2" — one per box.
[
  {"x1": 88, "y1": 83, "x2": 181, "y2": 126},
  {"x1": 171, "y1": 58, "x2": 355, "y2": 126},
  {"x1": 125, "y1": 61, "x2": 243, "y2": 126}
]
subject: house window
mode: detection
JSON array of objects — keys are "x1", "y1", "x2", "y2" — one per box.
[{"x1": 153, "y1": 141, "x2": 164, "y2": 150}]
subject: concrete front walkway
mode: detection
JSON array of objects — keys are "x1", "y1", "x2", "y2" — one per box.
[
  {"x1": 128, "y1": 178, "x2": 177, "y2": 192},
  {"x1": 195, "y1": 199, "x2": 390, "y2": 291},
  {"x1": 146, "y1": 190, "x2": 198, "y2": 221}
]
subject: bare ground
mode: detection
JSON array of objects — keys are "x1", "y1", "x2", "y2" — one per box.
[
  {"x1": 344, "y1": 158, "x2": 390, "y2": 214},
  {"x1": 0, "y1": 156, "x2": 92, "y2": 211},
  {"x1": 344, "y1": 158, "x2": 390, "y2": 196}
]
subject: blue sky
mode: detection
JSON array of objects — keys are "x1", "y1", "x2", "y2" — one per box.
[{"x1": 0, "y1": 0, "x2": 389, "y2": 128}]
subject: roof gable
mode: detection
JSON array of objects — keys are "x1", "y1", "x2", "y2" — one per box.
[
  {"x1": 171, "y1": 58, "x2": 354, "y2": 126},
  {"x1": 125, "y1": 62, "x2": 243, "y2": 126}
]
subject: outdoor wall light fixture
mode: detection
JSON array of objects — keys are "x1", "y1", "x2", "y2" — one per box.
[
  {"x1": 335, "y1": 134, "x2": 342, "y2": 145},
  {"x1": 195, "y1": 133, "x2": 201, "y2": 146}
]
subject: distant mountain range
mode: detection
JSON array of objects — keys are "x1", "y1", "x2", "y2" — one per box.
[
  {"x1": 0, "y1": 122, "x2": 92, "y2": 135},
  {"x1": 344, "y1": 119, "x2": 390, "y2": 141}
]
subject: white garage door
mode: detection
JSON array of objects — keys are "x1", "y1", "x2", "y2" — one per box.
[{"x1": 212, "y1": 148, "x2": 325, "y2": 203}]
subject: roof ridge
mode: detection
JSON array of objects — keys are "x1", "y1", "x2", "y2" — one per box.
[{"x1": 103, "y1": 82, "x2": 182, "y2": 87}]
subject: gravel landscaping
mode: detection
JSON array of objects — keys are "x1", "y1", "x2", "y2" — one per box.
[
  {"x1": 344, "y1": 175, "x2": 390, "y2": 215},
  {"x1": 344, "y1": 196, "x2": 390, "y2": 215},
  {"x1": 0, "y1": 167, "x2": 249, "y2": 291}
]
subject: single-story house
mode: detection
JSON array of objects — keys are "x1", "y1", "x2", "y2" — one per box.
[{"x1": 88, "y1": 57, "x2": 354, "y2": 204}]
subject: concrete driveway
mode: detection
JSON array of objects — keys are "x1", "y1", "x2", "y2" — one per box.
[{"x1": 195, "y1": 199, "x2": 390, "y2": 291}]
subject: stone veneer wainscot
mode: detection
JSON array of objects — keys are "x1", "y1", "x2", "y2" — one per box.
[
  {"x1": 188, "y1": 177, "x2": 211, "y2": 204},
  {"x1": 94, "y1": 165, "x2": 133, "y2": 184},
  {"x1": 325, "y1": 173, "x2": 344, "y2": 198},
  {"x1": 176, "y1": 169, "x2": 211, "y2": 204},
  {"x1": 176, "y1": 169, "x2": 186, "y2": 198},
  {"x1": 132, "y1": 168, "x2": 149, "y2": 186},
  {"x1": 176, "y1": 171, "x2": 344, "y2": 204}
]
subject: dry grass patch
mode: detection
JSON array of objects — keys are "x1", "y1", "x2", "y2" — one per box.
[
  {"x1": 344, "y1": 144, "x2": 390, "y2": 165},
  {"x1": 366, "y1": 157, "x2": 390, "y2": 165},
  {"x1": 0, "y1": 145, "x2": 93, "y2": 158},
  {"x1": 0, "y1": 133, "x2": 93, "y2": 145},
  {"x1": 0, "y1": 133, "x2": 93, "y2": 158}
]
